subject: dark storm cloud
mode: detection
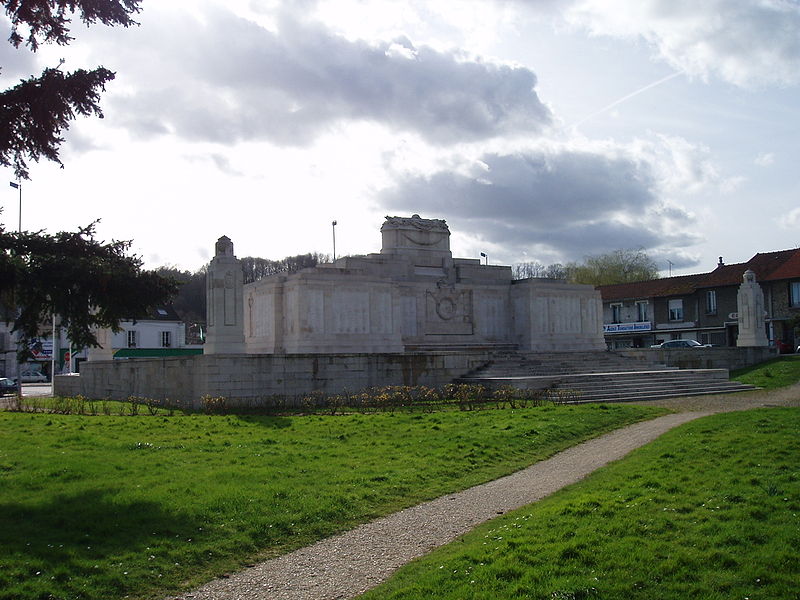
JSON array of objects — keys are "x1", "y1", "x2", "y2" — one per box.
[
  {"x1": 102, "y1": 6, "x2": 551, "y2": 146},
  {"x1": 379, "y1": 150, "x2": 699, "y2": 260}
]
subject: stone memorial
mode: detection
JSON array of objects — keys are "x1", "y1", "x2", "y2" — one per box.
[
  {"x1": 204, "y1": 235, "x2": 245, "y2": 353},
  {"x1": 736, "y1": 269, "x2": 769, "y2": 347},
  {"x1": 207, "y1": 214, "x2": 605, "y2": 355}
]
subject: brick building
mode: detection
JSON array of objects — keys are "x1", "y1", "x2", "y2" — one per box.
[{"x1": 599, "y1": 249, "x2": 800, "y2": 350}]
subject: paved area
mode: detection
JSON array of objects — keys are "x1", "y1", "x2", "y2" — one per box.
[
  {"x1": 173, "y1": 386, "x2": 800, "y2": 600},
  {"x1": 0, "y1": 383, "x2": 52, "y2": 408}
]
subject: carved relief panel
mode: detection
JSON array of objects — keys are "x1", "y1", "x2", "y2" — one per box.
[{"x1": 424, "y1": 288, "x2": 473, "y2": 335}]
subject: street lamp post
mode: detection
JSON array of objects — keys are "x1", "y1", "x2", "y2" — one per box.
[
  {"x1": 9, "y1": 181, "x2": 21, "y2": 232},
  {"x1": 9, "y1": 181, "x2": 22, "y2": 400},
  {"x1": 480, "y1": 252, "x2": 488, "y2": 265},
  {"x1": 332, "y1": 220, "x2": 337, "y2": 261}
]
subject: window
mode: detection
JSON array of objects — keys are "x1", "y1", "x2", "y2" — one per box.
[
  {"x1": 127, "y1": 330, "x2": 137, "y2": 348},
  {"x1": 668, "y1": 299, "x2": 683, "y2": 321},
  {"x1": 636, "y1": 301, "x2": 648, "y2": 322},
  {"x1": 705, "y1": 290, "x2": 717, "y2": 315},
  {"x1": 791, "y1": 281, "x2": 800, "y2": 307},
  {"x1": 160, "y1": 331, "x2": 172, "y2": 348},
  {"x1": 611, "y1": 303, "x2": 622, "y2": 324}
]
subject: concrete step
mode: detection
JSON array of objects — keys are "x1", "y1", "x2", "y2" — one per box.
[
  {"x1": 455, "y1": 351, "x2": 757, "y2": 403},
  {"x1": 561, "y1": 381, "x2": 755, "y2": 398},
  {"x1": 464, "y1": 350, "x2": 670, "y2": 378},
  {"x1": 565, "y1": 386, "x2": 758, "y2": 404}
]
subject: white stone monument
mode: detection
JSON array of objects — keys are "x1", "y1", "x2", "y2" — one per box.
[
  {"x1": 235, "y1": 215, "x2": 606, "y2": 354},
  {"x1": 205, "y1": 235, "x2": 245, "y2": 354},
  {"x1": 86, "y1": 326, "x2": 114, "y2": 361},
  {"x1": 736, "y1": 269, "x2": 768, "y2": 347}
]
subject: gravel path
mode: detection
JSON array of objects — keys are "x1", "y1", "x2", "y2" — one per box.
[{"x1": 174, "y1": 385, "x2": 800, "y2": 600}]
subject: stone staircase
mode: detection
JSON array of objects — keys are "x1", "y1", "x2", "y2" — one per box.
[{"x1": 455, "y1": 350, "x2": 757, "y2": 403}]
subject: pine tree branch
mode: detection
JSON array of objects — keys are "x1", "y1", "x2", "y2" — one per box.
[
  {"x1": 5, "y1": 0, "x2": 141, "y2": 50},
  {"x1": 0, "y1": 66, "x2": 114, "y2": 179}
]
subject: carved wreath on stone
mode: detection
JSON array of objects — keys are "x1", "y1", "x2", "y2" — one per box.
[{"x1": 436, "y1": 296, "x2": 457, "y2": 320}]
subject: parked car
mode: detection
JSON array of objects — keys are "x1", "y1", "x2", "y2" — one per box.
[
  {"x1": 650, "y1": 339, "x2": 711, "y2": 349},
  {"x1": 0, "y1": 377, "x2": 18, "y2": 395},
  {"x1": 19, "y1": 370, "x2": 48, "y2": 383}
]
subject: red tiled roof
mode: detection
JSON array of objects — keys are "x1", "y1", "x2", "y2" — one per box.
[
  {"x1": 766, "y1": 250, "x2": 800, "y2": 281},
  {"x1": 599, "y1": 248, "x2": 800, "y2": 301},
  {"x1": 600, "y1": 274, "x2": 705, "y2": 301},
  {"x1": 697, "y1": 249, "x2": 800, "y2": 288}
]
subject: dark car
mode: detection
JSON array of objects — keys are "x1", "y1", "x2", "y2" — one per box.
[
  {"x1": 650, "y1": 339, "x2": 711, "y2": 349},
  {"x1": 0, "y1": 377, "x2": 18, "y2": 396}
]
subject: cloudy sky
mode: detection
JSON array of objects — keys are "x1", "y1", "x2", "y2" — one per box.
[{"x1": 2, "y1": 0, "x2": 799, "y2": 275}]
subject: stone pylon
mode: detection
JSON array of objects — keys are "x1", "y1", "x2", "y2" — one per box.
[
  {"x1": 736, "y1": 269, "x2": 768, "y2": 347},
  {"x1": 86, "y1": 326, "x2": 114, "y2": 361},
  {"x1": 205, "y1": 236, "x2": 245, "y2": 354}
]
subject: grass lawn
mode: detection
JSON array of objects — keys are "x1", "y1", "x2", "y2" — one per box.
[
  {"x1": 359, "y1": 407, "x2": 800, "y2": 600},
  {"x1": 0, "y1": 403, "x2": 665, "y2": 600},
  {"x1": 731, "y1": 354, "x2": 800, "y2": 389}
]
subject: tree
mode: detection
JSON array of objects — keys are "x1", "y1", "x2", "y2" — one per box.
[
  {"x1": 0, "y1": 2, "x2": 175, "y2": 360},
  {"x1": 512, "y1": 261, "x2": 569, "y2": 281},
  {"x1": 154, "y1": 265, "x2": 206, "y2": 323},
  {"x1": 241, "y1": 252, "x2": 330, "y2": 284},
  {"x1": 567, "y1": 249, "x2": 659, "y2": 286},
  {"x1": 1, "y1": 222, "x2": 177, "y2": 358},
  {"x1": 2, "y1": 0, "x2": 141, "y2": 179}
]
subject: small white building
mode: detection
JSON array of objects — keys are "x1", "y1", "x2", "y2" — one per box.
[
  {"x1": 108, "y1": 306, "x2": 190, "y2": 358},
  {"x1": 50, "y1": 306, "x2": 196, "y2": 374}
]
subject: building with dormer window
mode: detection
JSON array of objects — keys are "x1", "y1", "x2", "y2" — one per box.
[{"x1": 599, "y1": 249, "x2": 800, "y2": 350}]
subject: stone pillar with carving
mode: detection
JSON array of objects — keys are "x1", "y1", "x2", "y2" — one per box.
[
  {"x1": 736, "y1": 269, "x2": 768, "y2": 347},
  {"x1": 205, "y1": 236, "x2": 245, "y2": 354},
  {"x1": 86, "y1": 326, "x2": 114, "y2": 361}
]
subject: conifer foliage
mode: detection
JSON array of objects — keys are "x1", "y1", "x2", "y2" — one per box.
[
  {"x1": 1, "y1": 221, "x2": 177, "y2": 357},
  {"x1": 0, "y1": 2, "x2": 176, "y2": 358},
  {"x1": 1, "y1": 0, "x2": 141, "y2": 179}
]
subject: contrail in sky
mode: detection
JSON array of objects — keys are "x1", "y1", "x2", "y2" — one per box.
[{"x1": 569, "y1": 71, "x2": 683, "y2": 129}]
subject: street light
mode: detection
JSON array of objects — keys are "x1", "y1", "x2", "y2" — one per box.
[
  {"x1": 332, "y1": 220, "x2": 337, "y2": 261},
  {"x1": 480, "y1": 251, "x2": 487, "y2": 265},
  {"x1": 9, "y1": 181, "x2": 22, "y2": 400},
  {"x1": 9, "y1": 181, "x2": 21, "y2": 232}
]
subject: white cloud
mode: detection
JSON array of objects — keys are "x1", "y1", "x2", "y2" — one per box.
[
  {"x1": 378, "y1": 137, "x2": 704, "y2": 264},
  {"x1": 84, "y1": 4, "x2": 551, "y2": 148},
  {"x1": 755, "y1": 152, "x2": 775, "y2": 167},
  {"x1": 782, "y1": 206, "x2": 800, "y2": 229},
  {"x1": 628, "y1": 134, "x2": 739, "y2": 196},
  {"x1": 564, "y1": 0, "x2": 800, "y2": 87}
]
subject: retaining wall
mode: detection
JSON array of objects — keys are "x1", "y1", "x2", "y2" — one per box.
[
  {"x1": 54, "y1": 352, "x2": 492, "y2": 409},
  {"x1": 53, "y1": 346, "x2": 778, "y2": 408},
  {"x1": 617, "y1": 346, "x2": 777, "y2": 371}
]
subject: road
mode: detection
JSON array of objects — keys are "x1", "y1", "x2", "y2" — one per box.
[{"x1": 22, "y1": 383, "x2": 52, "y2": 397}]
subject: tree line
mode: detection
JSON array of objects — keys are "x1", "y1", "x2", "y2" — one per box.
[
  {"x1": 156, "y1": 253, "x2": 331, "y2": 328},
  {"x1": 512, "y1": 248, "x2": 660, "y2": 286}
]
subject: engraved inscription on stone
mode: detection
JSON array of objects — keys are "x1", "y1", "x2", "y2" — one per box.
[
  {"x1": 224, "y1": 271, "x2": 237, "y2": 326},
  {"x1": 401, "y1": 295, "x2": 417, "y2": 337},
  {"x1": 372, "y1": 291, "x2": 393, "y2": 334},
  {"x1": 306, "y1": 289, "x2": 324, "y2": 333},
  {"x1": 333, "y1": 290, "x2": 370, "y2": 334}
]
